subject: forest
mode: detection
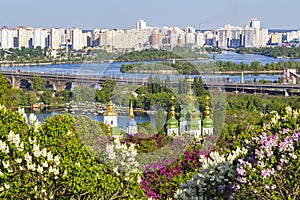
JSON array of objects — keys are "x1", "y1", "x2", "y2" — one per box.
[{"x1": 236, "y1": 46, "x2": 300, "y2": 58}]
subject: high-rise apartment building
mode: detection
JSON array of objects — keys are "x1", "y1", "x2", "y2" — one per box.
[
  {"x1": 16, "y1": 26, "x2": 33, "y2": 48},
  {"x1": 136, "y1": 20, "x2": 147, "y2": 30},
  {"x1": 33, "y1": 28, "x2": 48, "y2": 48},
  {"x1": 71, "y1": 28, "x2": 83, "y2": 50},
  {"x1": 1, "y1": 26, "x2": 14, "y2": 49},
  {"x1": 50, "y1": 28, "x2": 64, "y2": 49}
]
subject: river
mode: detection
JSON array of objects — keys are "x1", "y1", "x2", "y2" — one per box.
[{"x1": 1, "y1": 51, "x2": 297, "y2": 82}]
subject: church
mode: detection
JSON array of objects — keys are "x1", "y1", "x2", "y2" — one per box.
[
  {"x1": 166, "y1": 92, "x2": 213, "y2": 138},
  {"x1": 103, "y1": 91, "x2": 213, "y2": 138}
]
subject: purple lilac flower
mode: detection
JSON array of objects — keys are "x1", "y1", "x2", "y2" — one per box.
[{"x1": 218, "y1": 185, "x2": 224, "y2": 192}]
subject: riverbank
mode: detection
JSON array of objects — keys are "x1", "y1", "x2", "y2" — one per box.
[
  {"x1": 0, "y1": 60, "x2": 115, "y2": 67},
  {"x1": 122, "y1": 69, "x2": 283, "y2": 75}
]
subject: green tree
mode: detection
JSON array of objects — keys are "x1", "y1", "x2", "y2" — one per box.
[
  {"x1": 165, "y1": 75, "x2": 171, "y2": 91},
  {"x1": 155, "y1": 108, "x2": 165, "y2": 133},
  {"x1": 41, "y1": 89, "x2": 53, "y2": 105},
  {"x1": 0, "y1": 74, "x2": 11, "y2": 106},
  {"x1": 95, "y1": 79, "x2": 116, "y2": 103},
  {"x1": 147, "y1": 75, "x2": 153, "y2": 93},
  {"x1": 28, "y1": 92, "x2": 39, "y2": 105},
  {"x1": 32, "y1": 76, "x2": 46, "y2": 91}
]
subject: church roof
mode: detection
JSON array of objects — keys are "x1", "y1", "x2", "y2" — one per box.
[
  {"x1": 180, "y1": 104, "x2": 201, "y2": 121},
  {"x1": 104, "y1": 100, "x2": 117, "y2": 116},
  {"x1": 203, "y1": 117, "x2": 213, "y2": 128},
  {"x1": 112, "y1": 127, "x2": 123, "y2": 136},
  {"x1": 128, "y1": 119, "x2": 137, "y2": 126},
  {"x1": 167, "y1": 118, "x2": 179, "y2": 128}
]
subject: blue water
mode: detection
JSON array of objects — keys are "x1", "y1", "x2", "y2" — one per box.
[
  {"x1": 25, "y1": 107, "x2": 157, "y2": 126},
  {"x1": 0, "y1": 51, "x2": 294, "y2": 83}
]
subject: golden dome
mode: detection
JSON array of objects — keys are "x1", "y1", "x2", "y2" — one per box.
[
  {"x1": 205, "y1": 96, "x2": 211, "y2": 117},
  {"x1": 170, "y1": 96, "x2": 176, "y2": 118},
  {"x1": 129, "y1": 98, "x2": 134, "y2": 120},
  {"x1": 105, "y1": 100, "x2": 117, "y2": 116}
]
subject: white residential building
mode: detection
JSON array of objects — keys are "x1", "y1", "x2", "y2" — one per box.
[{"x1": 1, "y1": 27, "x2": 14, "y2": 49}]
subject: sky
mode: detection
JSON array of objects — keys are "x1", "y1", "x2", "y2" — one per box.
[{"x1": 1, "y1": 0, "x2": 299, "y2": 30}]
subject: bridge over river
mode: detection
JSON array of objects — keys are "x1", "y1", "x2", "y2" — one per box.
[{"x1": 1, "y1": 71, "x2": 300, "y2": 96}]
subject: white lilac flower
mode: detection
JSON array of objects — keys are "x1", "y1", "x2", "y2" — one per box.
[
  {"x1": 18, "y1": 107, "x2": 27, "y2": 121},
  {"x1": 4, "y1": 183, "x2": 10, "y2": 189},
  {"x1": 15, "y1": 158, "x2": 22, "y2": 164},
  {"x1": 37, "y1": 165, "x2": 43, "y2": 174},
  {"x1": 42, "y1": 161, "x2": 48, "y2": 168},
  {"x1": 54, "y1": 168, "x2": 59, "y2": 175},
  {"x1": 0, "y1": 187, "x2": 3, "y2": 192},
  {"x1": 27, "y1": 163, "x2": 36, "y2": 171},
  {"x1": 33, "y1": 143, "x2": 41, "y2": 157},
  {"x1": 0, "y1": 171, "x2": 3, "y2": 176},
  {"x1": 49, "y1": 166, "x2": 55, "y2": 173},
  {"x1": 54, "y1": 155, "x2": 60, "y2": 166},
  {"x1": 47, "y1": 152, "x2": 53, "y2": 161},
  {"x1": 62, "y1": 170, "x2": 68, "y2": 177},
  {"x1": 17, "y1": 142, "x2": 24, "y2": 152},
  {"x1": 0, "y1": 140, "x2": 9, "y2": 154},
  {"x1": 7, "y1": 131, "x2": 14, "y2": 142},
  {"x1": 41, "y1": 148, "x2": 47, "y2": 157},
  {"x1": 29, "y1": 113, "x2": 38, "y2": 124},
  {"x1": 2, "y1": 160, "x2": 9, "y2": 168},
  {"x1": 25, "y1": 152, "x2": 32, "y2": 163}
]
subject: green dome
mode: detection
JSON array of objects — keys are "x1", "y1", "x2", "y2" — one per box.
[
  {"x1": 112, "y1": 127, "x2": 123, "y2": 136},
  {"x1": 203, "y1": 117, "x2": 213, "y2": 128},
  {"x1": 180, "y1": 104, "x2": 201, "y2": 121},
  {"x1": 167, "y1": 118, "x2": 179, "y2": 129},
  {"x1": 188, "y1": 118, "x2": 199, "y2": 130}
]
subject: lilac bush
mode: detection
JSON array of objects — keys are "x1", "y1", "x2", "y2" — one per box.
[{"x1": 234, "y1": 107, "x2": 300, "y2": 199}]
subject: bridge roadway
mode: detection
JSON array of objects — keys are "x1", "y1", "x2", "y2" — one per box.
[{"x1": 1, "y1": 71, "x2": 300, "y2": 96}]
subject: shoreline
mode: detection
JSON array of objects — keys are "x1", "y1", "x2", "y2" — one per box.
[
  {"x1": 0, "y1": 57, "x2": 212, "y2": 67},
  {"x1": 122, "y1": 70, "x2": 283, "y2": 75}
]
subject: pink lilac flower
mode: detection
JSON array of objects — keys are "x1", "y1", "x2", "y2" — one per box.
[
  {"x1": 237, "y1": 177, "x2": 246, "y2": 183},
  {"x1": 276, "y1": 165, "x2": 282, "y2": 171},
  {"x1": 265, "y1": 185, "x2": 270, "y2": 190},
  {"x1": 237, "y1": 167, "x2": 246, "y2": 176},
  {"x1": 289, "y1": 153, "x2": 297, "y2": 159},
  {"x1": 271, "y1": 185, "x2": 276, "y2": 190},
  {"x1": 278, "y1": 137, "x2": 294, "y2": 152},
  {"x1": 261, "y1": 169, "x2": 271, "y2": 179},
  {"x1": 258, "y1": 161, "x2": 265, "y2": 167},
  {"x1": 282, "y1": 128, "x2": 290, "y2": 134}
]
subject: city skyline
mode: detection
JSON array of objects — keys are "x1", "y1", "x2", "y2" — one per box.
[{"x1": 1, "y1": 0, "x2": 300, "y2": 30}]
